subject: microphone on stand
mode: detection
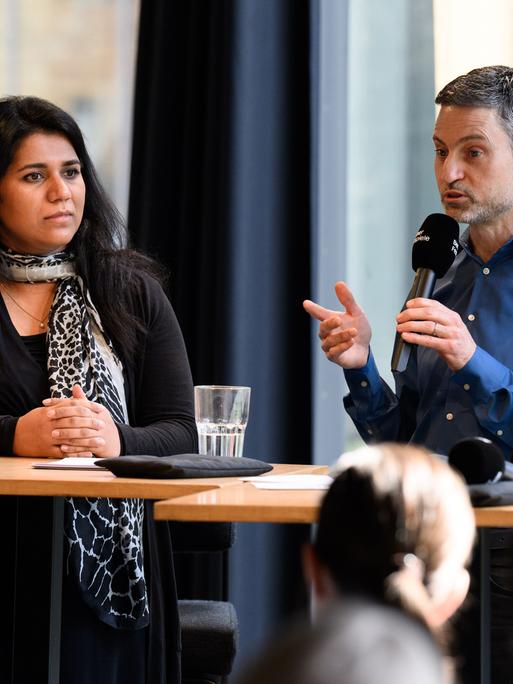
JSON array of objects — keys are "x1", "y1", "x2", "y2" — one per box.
[
  {"x1": 448, "y1": 436, "x2": 513, "y2": 484},
  {"x1": 391, "y1": 213, "x2": 460, "y2": 373}
]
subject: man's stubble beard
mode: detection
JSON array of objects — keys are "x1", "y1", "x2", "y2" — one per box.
[{"x1": 445, "y1": 196, "x2": 513, "y2": 226}]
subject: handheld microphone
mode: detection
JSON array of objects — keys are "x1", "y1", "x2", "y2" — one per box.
[
  {"x1": 448, "y1": 436, "x2": 513, "y2": 484},
  {"x1": 391, "y1": 213, "x2": 460, "y2": 373}
]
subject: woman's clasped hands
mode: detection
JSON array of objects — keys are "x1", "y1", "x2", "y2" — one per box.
[{"x1": 13, "y1": 384, "x2": 121, "y2": 458}]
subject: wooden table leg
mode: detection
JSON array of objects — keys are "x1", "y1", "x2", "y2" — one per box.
[
  {"x1": 480, "y1": 528, "x2": 490, "y2": 684},
  {"x1": 48, "y1": 498, "x2": 64, "y2": 684}
]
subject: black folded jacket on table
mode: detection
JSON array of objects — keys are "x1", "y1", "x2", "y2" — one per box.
[
  {"x1": 469, "y1": 481, "x2": 513, "y2": 507},
  {"x1": 97, "y1": 454, "x2": 273, "y2": 479}
]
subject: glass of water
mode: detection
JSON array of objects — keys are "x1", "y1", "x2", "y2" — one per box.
[{"x1": 194, "y1": 385, "x2": 251, "y2": 458}]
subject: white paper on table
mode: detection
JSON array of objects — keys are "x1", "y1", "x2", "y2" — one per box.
[
  {"x1": 32, "y1": 457, "x2": 103, "y2": 470},
  {"x1": 241, "y1": 474, "x2": 333, "y2": 490}
]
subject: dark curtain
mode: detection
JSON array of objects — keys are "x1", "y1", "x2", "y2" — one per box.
[{"x1": 128, "y1": 0, "x2": 312, "y2": 667}]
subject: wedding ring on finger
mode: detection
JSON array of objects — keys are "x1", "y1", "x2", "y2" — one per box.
[{"x1": 432, "y1": 322, "x2": 439, "y2": 337}]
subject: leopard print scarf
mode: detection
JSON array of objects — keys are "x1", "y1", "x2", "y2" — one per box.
[{"x1": 0, "y1": 248, "x2": 149, "y2": 630}]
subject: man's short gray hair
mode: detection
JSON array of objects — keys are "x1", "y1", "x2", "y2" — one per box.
[{"x1": 435, "y1": 65, "x2": 513, "y2": 146}]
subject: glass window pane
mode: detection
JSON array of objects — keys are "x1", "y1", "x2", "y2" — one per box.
[
  {"x1": 344, "y1": 0, "x2": 438, "y2": 450},
  {"x1": 313, "y1": 0, "x2": 438, "y2": 460},
  {"x1": 0, "y1": 0, "x2": 140, "y2": 218}
]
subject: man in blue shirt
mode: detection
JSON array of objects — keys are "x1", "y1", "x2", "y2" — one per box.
[{"x1": 304, "y1": 65, "x2": 513, "y2": 683}]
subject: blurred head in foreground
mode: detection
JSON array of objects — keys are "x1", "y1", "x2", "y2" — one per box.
[
  {"x1": 305, "y1": 443, "x2": 476, "y2": 636},
  {"x1": 237, "y1": 599, "x2": 445, "y2": 684},
  {"x1": 237, "y1": 444, "x2": 475, "y2": 684}
]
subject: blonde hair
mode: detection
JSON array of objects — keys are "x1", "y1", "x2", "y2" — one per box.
[{"x1": 314, "y1": 443, "x2": 475, "y2": 638}]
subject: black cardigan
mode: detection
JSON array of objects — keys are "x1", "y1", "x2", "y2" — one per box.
[
  {"x1": 0, "y1": 272, "x2": 197, "y2": 684},
  {"x1": 0, "y1": 272, "x2": 197, "y2": 456}
]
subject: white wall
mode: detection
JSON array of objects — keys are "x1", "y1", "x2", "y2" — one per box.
[{"x1": 434, "y1": 0, "x2": 513, "y2": 92}]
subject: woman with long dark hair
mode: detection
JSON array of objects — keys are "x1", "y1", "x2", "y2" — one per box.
[{"x1": 0, "y1": 95, "x2": 196, "y2": 683}]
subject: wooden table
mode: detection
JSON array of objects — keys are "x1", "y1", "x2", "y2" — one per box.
[
  {"x1": 153, "y1": 470, "x2": 511, "y2": 684},
  {"x1": 154, "y1": 466, "x2": 327, "y2": 523},
  {"x1": 4, "y1": 455, "x2": 510, "y2": 527},
  {"x1": 0, "y1": 457, "x2": 316, "y2": 498},
  {"x1": 153, "y1": 470, "x2": 511, "y2": 527},
  {"x1": 0, "y1": 458, "x2": 319, "y2": 684},
  {"x1": 2, "y1": 457, "x2": 510, "y2": 684}
]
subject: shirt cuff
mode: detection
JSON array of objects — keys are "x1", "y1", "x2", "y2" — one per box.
[
  {"x1": 0, "y1": 416, "x2": 20, "y2": 455},
  {"x1": 453, "y1": 346, "x2": 513, "y2": 402},
  {"x1": 344, "y1": 351, "x2": 381, "y2": 400},
  {"x1": 116, "y1": 423, "x2": 129, "y2": 455}
]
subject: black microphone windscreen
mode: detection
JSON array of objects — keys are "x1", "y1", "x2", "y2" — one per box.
[
  {"x1": 448, "y1": 436, "x2": 505, "y2": 484},
  {"x1": 411, "y1": 213, "x2": 460, "y2": 278}
]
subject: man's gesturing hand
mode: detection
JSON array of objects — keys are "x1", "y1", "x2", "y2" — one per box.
[{"x1": 303, "y1": 281, "x2": 371, "y2": 369}]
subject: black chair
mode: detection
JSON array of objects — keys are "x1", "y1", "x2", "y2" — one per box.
[{"x1": 171, "y1": 521, "x2": 239, "y2": 684}]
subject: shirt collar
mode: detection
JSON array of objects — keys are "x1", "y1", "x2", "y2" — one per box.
[{"x1": 459, "y1": 226, "x2": 513, "y2": 265}]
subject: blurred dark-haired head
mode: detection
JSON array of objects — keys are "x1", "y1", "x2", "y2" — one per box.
[{"x1": 310, "y1": 444, "x2": 475, "y2": 636}]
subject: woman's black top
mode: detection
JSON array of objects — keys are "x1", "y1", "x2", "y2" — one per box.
[
  {"x1": 0, "y1": 273, "x2": 197, "y2": 684},
  {"x1": 21, "y1": 332, "x2": 47, "y2": 373}
]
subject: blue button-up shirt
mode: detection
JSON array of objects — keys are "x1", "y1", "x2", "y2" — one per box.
[{"x1": 344, "y1": 229, "x2": 513, "y2": 457}]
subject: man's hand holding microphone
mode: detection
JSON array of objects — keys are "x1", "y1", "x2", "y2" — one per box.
[{"x1": 303, "y1": 213, "x2": 476, "y2": 373}]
